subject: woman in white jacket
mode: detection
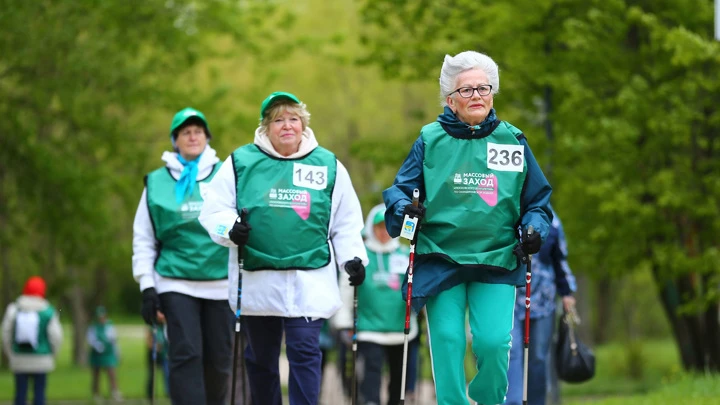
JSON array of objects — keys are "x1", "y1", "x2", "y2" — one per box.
[
  {"x1": 1, "y1": 276, "x2": 63, "y2": 405},
  {"x1": 132, "y1": 108, "x2": 233, "y2": 405},
  {"x1": 199, "y1": 91, "x2": 368, "y2": 405}
]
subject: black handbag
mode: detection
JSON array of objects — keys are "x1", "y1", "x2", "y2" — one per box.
[{"x1": 556, "y1": 310, "x2": 596, "y2": 383}]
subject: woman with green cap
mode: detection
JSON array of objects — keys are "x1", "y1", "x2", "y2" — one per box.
[
  {"x1": 199, "y1": 92, "x2": 368, "y2": 405},
  {"x1": 132, "y1": 108, "x2": 234, "y2": 405},
  {"x1": 87, "y1": 306, "x2": 121, "y2": 401}
]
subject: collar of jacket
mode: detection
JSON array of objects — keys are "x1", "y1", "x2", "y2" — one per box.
[{"x1": 436, "y1": 106, "x2": 500, "y2": 139}]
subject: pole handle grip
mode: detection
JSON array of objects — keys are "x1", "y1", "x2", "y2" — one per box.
[
  {"x1": 238, "y1": 208, "x2": 248, "y2": 223},
  {"x1": 411, "y1": 188, "x2": 420, "y2": 207}
]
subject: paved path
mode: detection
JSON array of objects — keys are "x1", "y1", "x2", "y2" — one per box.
[{"x1": 282, "y1": 360, "x2": 437, "y2": 405}]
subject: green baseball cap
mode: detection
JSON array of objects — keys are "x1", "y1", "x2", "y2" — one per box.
[
  {"x1": 260, "y1": 91, "x2": 301, "y2": 119},
  {"x1": 372, "y1": 209, "x2": 385, "y2": 225},
  {"x1": 170, "y1": 107, "x2": 209, "y2": 138}
]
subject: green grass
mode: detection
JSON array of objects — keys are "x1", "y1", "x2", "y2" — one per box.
[
  {"x1": 563, "y1": 374, "x2": 720, "y2": 405},
  {"x1": 561, "y1": 339, "x2": 684, "y2": 399}
]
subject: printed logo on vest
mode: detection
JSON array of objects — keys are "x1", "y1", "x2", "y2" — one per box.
[
  {"x1": 451, "y1": 172, "x2": 498, "y2": 206},
  {"x1": 373, "y1": 272, "x2": 400, "y2": 291},
  {"x1": 476, "y1": 174, "x2": 498, "y2": 206},
  {"x1": 179, "y1": 201, "x2": 204, "y2": 219},
  {"x1": 268, "y1": 188, "x2": 312, "y2": 220}
]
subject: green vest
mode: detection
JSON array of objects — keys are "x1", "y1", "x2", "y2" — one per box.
[
  {"x1": 12, "y1": 305, "x2": 54, "y2": 355},
  {"x1": 89, "y1": 321, "x2": 118, "y2": 367},
  {"x1": 231, "y1": 145, "x2": 337, "y2": 271},
  {"x1": 358, "y1": 247, "x2": 409, "y2": 332},
  {"x1": 146, "y1": 163, "x2": 229, "y2": 280},
  {"x1": 418, "y1": 121, "x2": 527, "y2": 271}
]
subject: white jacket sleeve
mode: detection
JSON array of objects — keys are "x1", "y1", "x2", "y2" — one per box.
[
  {"x1": 199, "y1": 156, "x2": 241, "y2": 248},
  {"x1": 1, "y1": 304, "x2": 16, "y2": 357},
  {"x1": 330, "y1": 161, "x2": 368, "y2": 269},
  {"x1": 332, "y1": 276, "x2": 354, "y2": 330},
  {"x1": 47, "y1": 312, "x2": 63, "y2": 354},
  {"x1": 87, "y1": 327, "x2": 104, "y2": 352},
  {"x1": 132, "y1": 188, "x2": 158, "y2": 292}
]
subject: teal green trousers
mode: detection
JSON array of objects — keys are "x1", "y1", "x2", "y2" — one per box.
[{"x1": 426, "y1": 282, "x2": 516, "y2": 405}]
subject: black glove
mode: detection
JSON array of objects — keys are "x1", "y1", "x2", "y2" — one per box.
[
  {"x1": 228, "y1": 217, "x2": 252, "y2": 247},
  {"x1": 141, "y1": 287, "x2": 161, "y2": 325},
  {"x1": 521, "y1": 227, "x2": 542, "y2": 255},
  {"x1": 344, "y1": 257, "x2": 366, "y2": 286},
  {"x1": 402, "y1": 202, "x2": 426, "y2": 221}
]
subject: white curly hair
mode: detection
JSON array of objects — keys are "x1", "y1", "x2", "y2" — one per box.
[{"x1": 439, "y1": 51, "x2": 500, "y2": 107}]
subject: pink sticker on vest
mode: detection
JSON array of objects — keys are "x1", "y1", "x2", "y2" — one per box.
[
  {"x1": 477, "y1": 174, "x2": 498, "y2": 206},
  {"x1": 387, "y1": 274, "x2": 400, "y2": 291},
  {"x1": 292, "y1": 191, "x2": 311, "y2": 220}
]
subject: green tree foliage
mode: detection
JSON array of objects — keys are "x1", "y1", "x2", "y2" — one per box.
[
  {"x1": 0, "y1": 0, "x2": 284, "y2": 365},
  {"x1": 360, "y1": 0, "x2": 720, "y2": 371}
]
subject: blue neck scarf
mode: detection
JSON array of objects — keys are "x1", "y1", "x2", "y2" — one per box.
[{"x1": 175, "y1": 154, "x2": 201, "y2": 204}]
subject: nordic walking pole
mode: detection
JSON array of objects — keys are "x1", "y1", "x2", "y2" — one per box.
[
  {"x1": 351, "y1": 265, "x2": 360, "y2": 405},
  {"x1": 399, "y1": 188, "x2": 420, "y2": 405},
  {"x1": 231, "y1": 208, "x2": 248, "y2": 405},
  {"x1": 522, "y1": 226, "x2": 535, "y2": 405},
  {"x1": 150, "y1": 323, "x2": 157, "y2": 405}
]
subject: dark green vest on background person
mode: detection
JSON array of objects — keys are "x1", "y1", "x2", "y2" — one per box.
[
  {"x1": 89, "y1": 321, "x2": 118, "y2": 368},
  {"x1": 231, "y1": 145, "x2": 337, "y2": 271},
  {"x1": 12, "y1": 305, "x2": 54, "y2": 355},
  {"x1": 146, "y1": 164, "x2": 228, "y2": 280},
  {"x1": 418, "y1": 121, "x2": 527, "y2": 271},
  {"x1": 358, "y1": 247, "x2": 409, "y2": 332}
]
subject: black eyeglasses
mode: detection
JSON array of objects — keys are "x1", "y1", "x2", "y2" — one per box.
[{"x1": 448, "y1": 85, "x2": 493, "y2": 98}]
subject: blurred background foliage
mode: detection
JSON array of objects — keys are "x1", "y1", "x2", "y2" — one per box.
[{"x1": 1, "y1": 0, "x2": 719, "y2": 380}]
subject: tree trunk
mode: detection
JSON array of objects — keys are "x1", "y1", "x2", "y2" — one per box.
[
  {"x1": 592, "y1": 277, "x2": 611, "y2": 344},
  {"x1": 63, "y1": 274, "x2": 88, "y2": 366},
  {"x1": 703, "y1": 296, "x2": 720, "y2": 371},
  {"x1": 653, "y1": 266, "x2": 710, "y2": 371}
]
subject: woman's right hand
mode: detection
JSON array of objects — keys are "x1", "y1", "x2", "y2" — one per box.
[
  {"x1": 228, "y1": 217, "x2": 252, "y2": 247},
  {"x1": 141, "y1": 287, "x2": 161, "y2": 325},
  {"x1": 402, "y1": 202, "x2": 425, "y2": 220}
]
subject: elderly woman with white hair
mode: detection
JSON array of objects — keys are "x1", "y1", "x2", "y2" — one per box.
[
  {"x1": 383, "y1": 51, "x2": 553, "y2": 404},
  {"x1": 199, "y1": 91, "x2": 368, "y2": 405}
]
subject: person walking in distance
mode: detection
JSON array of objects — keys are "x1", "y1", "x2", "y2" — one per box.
[
  {"x1": 503, "y1": 207, "x2": 577, "y2": 405},
  {"x1": 334, "y1": 204, "x2": 419, "y2": 405},
  {"x1": 1, "y1": 276, "x2": 63, "y2": 405},
  {"x1": 87, "y1": 306, "x2": 123, "y2": 402}
]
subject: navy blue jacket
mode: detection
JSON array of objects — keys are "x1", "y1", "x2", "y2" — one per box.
[{"x1": 383, "y1": 107, "x2": 553, "y2": 312}]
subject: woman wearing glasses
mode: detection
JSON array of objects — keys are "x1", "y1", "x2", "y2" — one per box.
[{"x1": 383, "y1": 51, "x2": 553, "y2": 405}]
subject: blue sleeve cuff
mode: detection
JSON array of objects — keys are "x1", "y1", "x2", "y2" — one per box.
[{"x1": 383, "y1": 137, "x2": 425, "y2": 237}]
